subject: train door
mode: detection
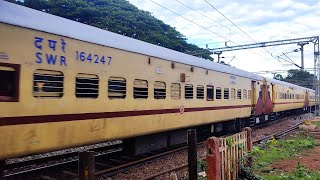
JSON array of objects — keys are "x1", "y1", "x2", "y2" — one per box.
[
  {"x1": 304, "y1": 90, "x2": 309, "y2": 107},
  {"x1": 251, "y1": 81, "x2": 256, "y2": 115},
  {"x1": 271, "y1": 83, "x2": 276, "y2": 110},
  {"x1": 263, "y1": 81, "x2": 273, "y2": 114}
]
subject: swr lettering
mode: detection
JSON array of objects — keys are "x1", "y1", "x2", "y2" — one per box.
[
  {"x1": 33, "y1": 36, "x2": 68, "y2": 66},
  {"x1": 35, "y1": 52, "x2": 67, "y2": 66}
]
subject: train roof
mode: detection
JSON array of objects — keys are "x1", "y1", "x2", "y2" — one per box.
[
  {"x1": 0, "y1": 1, "x2": 314, "y2": 92},
  {"x1": 266, "y1": 77, "x2": 314, "y2": 92}
]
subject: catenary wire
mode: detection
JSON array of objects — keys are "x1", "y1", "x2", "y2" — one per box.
[
  {"x1": 149, "y1": 0, "x2": 284, "y2": 66},
  {"x1": 203, "y1": 0, "x2": 286, "y2": 63}
]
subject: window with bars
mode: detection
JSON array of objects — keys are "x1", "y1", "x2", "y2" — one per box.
[
  {"x1": 185, "y1": 84, "x2": 193, "y2": 99},
  {"x1": 231, "y1": 88, "x2": 236, "y2": 99},
  {"x1": 197, "y1": 85, "x2": 204, "y2": 99},
  {"x1": 243, "y1": 89, "x2": 247, "y2": 99},
  {"x1": 0, "y1": 64, "x2": 19, "y2": 102},
  {"x1": 134, "y1": 79, "x2": 148, "y2": 99},
  {"x1": 237, "y1": 89, "x2": 242, "y2": 99},
  {"x1": 75, "y1": 74, "x2": 99, "y2": 98},
  {"x1": 108, "y1": 77, "x2": 126, "y2": 99},
  {"x1": 154, "y1": 81, "x2": 166, "y2": 99},
  {"x1": 171, "y1": 83, "x2": 181, "y2": 99},
  {"x1": 207, "y1": 85, "x2": 214, "y2": 101},
  {"x1": 248, "y1": 90, "x2": 251, "y2": 99},
  {"x1": 224, "y1": 88, "x2": 229, "y2": 100},
  {"x1": 216, "y1": 87, "x2": 222, "y2": 99},
  {"x1": 33, "y1": 70, "x2": 64, "y2": 98}
]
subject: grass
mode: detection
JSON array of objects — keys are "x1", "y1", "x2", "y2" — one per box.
[
  {"x1": 187, "y1": 134, "x2": 319, "y2": 180},
  {"x1": 263, "y1": 163, "x2": 320, "y2": 180},
  {"x1": 311, "y1": 121, "x2": 320, "y2": 128},
  {"x1": 253, "y1": 135, "x2": 316, "y2": 170},
  {"x1": 249, "y1": 133, "x2": 318, "y2": 179}
]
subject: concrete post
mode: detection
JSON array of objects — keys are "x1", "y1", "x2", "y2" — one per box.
[
  {"x1": 188, "y1": 129, "x2": 197, "y2": 180},
  {"x1": 243, "y1": 127, "x2": 253, "y2": 168},
  {"x1": 0, "y1": 161, "x2": 4, "y2": 180},
  {"x1": 78, "y1": 151, "x2": 95, "y2": 180},
  {"x1": 206, "y1": 137, "x2": 221, "y2": 180}
]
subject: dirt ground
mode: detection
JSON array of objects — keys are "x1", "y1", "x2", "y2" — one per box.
[{"x1": 271, "y1": 140, "x2": 320, "y2": 172}]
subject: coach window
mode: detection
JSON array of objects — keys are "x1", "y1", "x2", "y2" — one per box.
[
  {"x1": 207, "y1": 85, "x2": 214, "y2": 101},
  {"x1": 134, "y1": 79, "x2": 148, "y2": 99},
  {"x1": 108, "y1": 77, "x2": 126, "y2": 99},
  {"x1": 243, "y1": 89, "x2": 247, "y2": 99},
  {"x1": 231, "y1": 88, "x2": 236, "y2": 100},
  {"x1": 171, "y1": 83, "x2": 181, "y2": 99},
  {"x1": 154, "y1": 81, "x2": 166, "y2": 99},
  {"x1": 75, "y1": 74, "x2": 99, "y2": 98},
  {"x1": 185, "y1": 84, "x2": 193, "y2": 99},
  {"x1": 197, "y1": 85, "x2": 204, "y2": 99},
  {"x1": 33, "y1": 70, "x2": 63, "y2": 98},
  {"x1": 224, "y1": 88, "x2": 229, "y2": 99},
  {"x1": 237, "y1": 89, "x2": 242, "y2": 99},
  {"x1": 216, "y1": 87, "x2": 222, "y2": 99},
  {"x1": 248, "y1": 90, "x2": 251, "y2": 100},
  {"x1": 0, "y1": 64, "x2": 20, "y2": 102}
]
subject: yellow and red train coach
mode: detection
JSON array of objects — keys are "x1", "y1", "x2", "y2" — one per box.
[{"x1": 0, "y1": 1, "x2": 314, "y2": 160}]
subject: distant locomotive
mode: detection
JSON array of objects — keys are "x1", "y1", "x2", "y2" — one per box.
[{"x1": 0, "y1": 1, "x2": 315, "y2": 160}]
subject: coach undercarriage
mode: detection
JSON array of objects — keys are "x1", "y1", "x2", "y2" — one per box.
[{"x1": 123, "y1": 106, "x2": 314, "y2": 155}]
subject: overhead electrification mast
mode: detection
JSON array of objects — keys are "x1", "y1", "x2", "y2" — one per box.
[{"x1": 208, "y1": 36, "x2": 320, "y2": 115}]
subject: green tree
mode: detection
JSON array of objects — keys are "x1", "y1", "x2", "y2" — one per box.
[
  {"x1": 219, "y1": 61, "x2": 231, "y2": 66},
  {"x1": 274, "y1": 74, "x2": 283, "y2": 80},
  {"x1": 13, "y1": 0, "x2": 213, "y2": 60},
  {"x1": 282, "y1": 69, "x2": 315, "y2": 89}
]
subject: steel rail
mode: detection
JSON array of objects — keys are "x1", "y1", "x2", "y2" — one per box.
[{"x1": 140, "y1": 120, "x2": 305, "y2": 179}]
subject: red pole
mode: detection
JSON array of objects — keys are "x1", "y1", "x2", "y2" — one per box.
[
  {"x1": 206, "y1": 137, "x2": 221, "y2": 180},
  {"x1": 243, "y1": 127, "x2": 253, "y2": 168}
]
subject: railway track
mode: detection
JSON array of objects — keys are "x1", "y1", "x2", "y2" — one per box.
[
  {"x1": 253, "y1": 120, "x2": 304, "y2": 145},
  {"x1": 2, "y1": 113, "x2": 309, "y2": 179},
  {"x1": 3, "y1": 141, "x2": 123, "y2": 179},
  {"x1": 141, "y1": 118, "x2": 306, "y2": 180}
]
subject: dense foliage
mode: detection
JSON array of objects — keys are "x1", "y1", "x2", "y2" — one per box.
[
  {"x1": 274, "y1": 69, "x2": 315, "y2": 89},
  {"x1": 12, "y1": 0, "x2": 213, "y2": 60}
]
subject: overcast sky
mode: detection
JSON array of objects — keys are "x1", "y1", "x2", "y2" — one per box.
[{"x1": 128, "y1": 0, "x2": 320, "y2": 78}]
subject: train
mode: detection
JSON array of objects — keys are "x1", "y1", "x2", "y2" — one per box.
[{"x1": 0, "y1": 1, "x2": 315, "y2": 160}]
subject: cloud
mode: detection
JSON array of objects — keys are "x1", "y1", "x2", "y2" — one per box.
[{"x1": 127, "y1": 0, "x2": 320, "y2": 77}]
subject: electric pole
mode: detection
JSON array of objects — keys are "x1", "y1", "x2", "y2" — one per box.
[{"x1": 298, "y1": 42, "x2": 309, "y2": 69}]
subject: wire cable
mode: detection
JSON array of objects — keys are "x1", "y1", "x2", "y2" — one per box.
[
  {"x1": 203, "y1": 0, "x2": 284, "y2": 63},
  {"x1": 148, "y1": 0, "x2": 284, "y2": 66},
  {"x1": 174, "y1": 0, "x2": 251, "y2": 42}
]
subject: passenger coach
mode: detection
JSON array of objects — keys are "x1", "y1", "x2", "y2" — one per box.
[{"x1": 0, "y1": 1, "x2": 315, "y2": 160}]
